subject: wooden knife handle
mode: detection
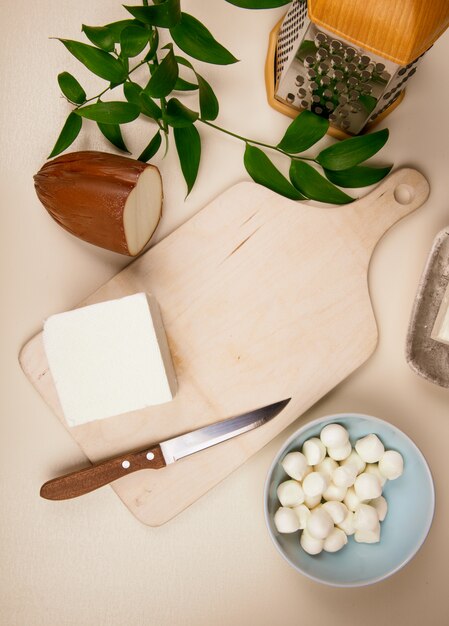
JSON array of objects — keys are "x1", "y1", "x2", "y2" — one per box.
[{"x1": 40, "y1": 444, "x2": 166, "y2": 500}]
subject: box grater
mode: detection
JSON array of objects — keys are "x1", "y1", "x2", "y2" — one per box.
[{"x1": 274, "y1": 0, "x2": 449, "y2": 135}]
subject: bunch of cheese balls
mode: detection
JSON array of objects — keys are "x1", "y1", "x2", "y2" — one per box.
[{"x1": 274, "y1": 423, "x2": 404, "y2": 555}]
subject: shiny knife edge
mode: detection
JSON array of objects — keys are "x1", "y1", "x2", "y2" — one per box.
[
  {"x1": 39, "y1": 398, "x2": 291, "y2": 500},
  {"x1": 160, "y1": 398, "x2": 291, "y2": 464}
]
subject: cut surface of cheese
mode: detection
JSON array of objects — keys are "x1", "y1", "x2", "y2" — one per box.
[
  {"x1": 43, "y1": 292, "x2": 177, "y2": 426},
  {"x1": 431, "y1": 279, "x2": 449, "y2": 345}
]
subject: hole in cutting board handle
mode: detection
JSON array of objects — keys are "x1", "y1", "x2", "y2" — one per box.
[{"x1": 394, "y1": 184, "x2": 415, "y2": 205}]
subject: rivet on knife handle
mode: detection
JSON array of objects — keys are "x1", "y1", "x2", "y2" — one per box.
[
  {"x1": 40, "y1": 399, "x2": 290, "y2": 501},
  {"x1": 40, "y1": 445, "x2": 166, "y2": 500}
]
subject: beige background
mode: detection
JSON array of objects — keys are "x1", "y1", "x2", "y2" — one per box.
[{"x1": 1, "y1": 1, "x2": 448, "y2": 624}]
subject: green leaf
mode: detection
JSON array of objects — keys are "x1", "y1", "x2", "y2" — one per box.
[
  {"x1": 144, "y1": 48, "x2": 178, "y2": 98},
  {"x1": 225, "y1": 0, "x2": 290, "y2": 7},
  {"x1": 165, "y1": 98, "x2": 198, "y2": 127},
  {"x1": 57, "y1": 72, "x2": 86, "y2": 104},
  {"x1": 296, "y1": 39, "x2": 316, "y2": 63},
  {"x1": 124, "y1": 80, "x2": 162, "y2": 121},
  {"x1": 289, "y1": 161, "x2": 354, "y2": 204},
  {"x1": 359, "y1": 94, "x2": 377, "y2": 115},
  {"x1": 123, "y1": 81, "x2": 143, "y2": 105},
  {"x1": 75, "y1": 101, "x2": 140, "y2": 124},
  {"x1": 172, "y1": 56, "x2": 197, "y2": 90},
  {"x1": 174, "y1": 125, "x2": 201, "y2": 195},
  {"x1": 105, "y1": 20, "x2": 137, "y2": 41},
  {"x1": 121, "y1": 56, "x2": 130, "y2": 75},
  {"x1": 140, "y1": 93, "x2": 162, "y2": 120},
  {"x1": 124, "y1": 0, "x2": 181, "y2": 28},
  {"x1": 278, "y1": 110, "x2": 329, "y2": 154},
  {"x1": 324, "y1": 165, "x2": 393, "y2": 188},
  {"x1": 82, "y1": 21, "x2": 136, "y2": 50},
  {"x1": 197, "y1": 74, "x2": 219, "y2": 121},
  {"x1": 144, "y1": 28, "x2": 159, "y2": 61},
  {"x1": 139, "y1": 130, "x2": 162, "y2": 162},
  {"x1": 48, "y1": 112, "x2": 82, "y2": 158},
  {"x1": 316, "y1": 129, "x2": 389, "y2": 171},
  {"x1": 174, "y1": 77, "x2": 198, "y2": 91},
  {"x1": 244, "y1": 144, "x2": 305, "y2": 200},
  {"x1": 81, "y1": 25, "x2": 115, "y2": 52},
  {"x1": 120, "y1": 24, "x2": 150, "y2": 58},
  {"x1": 58, "y1": 40, "x2": 127, "y2": 83},
  {"x1": 123, "y1": 80, "x2": 162, "y2": 122},
  {"x1": 175, "y1": 55, "x2": 193, "y2": 69},
  {"x1": 97, "y1": 122, "x2": 130, "y2": 152},
  {"x1": 170, "y1": 13, "x2": 238, "y2": 65},
  {"x1": 175, "y1": 55, "x2": 219, "y2": 119}
]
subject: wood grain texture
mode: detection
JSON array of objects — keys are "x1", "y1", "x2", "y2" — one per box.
[
  {"x1": 40, "y1": 444, "x2": 165, "y2": 500},
  {"x1": 309, "y1": 0, "x2": 449, "y2": 65},
  {"x1": 20, "y1": 169, "x2": 429, "y2": 525}
]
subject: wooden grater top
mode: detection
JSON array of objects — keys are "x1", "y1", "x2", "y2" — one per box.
[{"x1": 308, "y1": 0, "x2": 449, "y2": 65}]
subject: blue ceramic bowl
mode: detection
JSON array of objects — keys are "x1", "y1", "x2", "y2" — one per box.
[{"x1": 264, "y1": 414, "x2": 435, "y2": 587}]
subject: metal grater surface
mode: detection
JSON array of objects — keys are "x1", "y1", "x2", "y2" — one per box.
[
  {"x1": 275, "y1": 0, "x2": 308, "y2": 85},
  {"x1": 275, "y1": 0, "x2": 426, "y2": 134}
]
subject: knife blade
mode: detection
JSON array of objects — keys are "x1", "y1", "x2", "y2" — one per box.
[{"x1": 40, "y1": 399, "x2": 290, "y2": 500}]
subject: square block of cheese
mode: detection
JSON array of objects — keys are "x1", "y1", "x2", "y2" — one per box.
[{"x1": 43, "y1": 292, "x2": 177, "y2": 426}]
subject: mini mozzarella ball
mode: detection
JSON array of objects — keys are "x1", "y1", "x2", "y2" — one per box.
[
  {"x1": 341, "y1": 450, "x2": 366, "y2": 475},
  {"x1": 324, "y1": 527, "x2": 348, "y2": 553},
  {"x1": 277, "y1": 480, "x2": 305, "y2": 507},
  {"x1": 274, "y1": 507, "x2": 300, "y2": 533},
  {"x1": 323, "y1": 482, "x2": 347, "y2": 502},
  {"x1": 303, "y1": 471, "x2": 328, "y2": 498},
  {"x1": 304, "y1": 492, "x2": 322, "y2": 509},
  {"x1": 320, "y1": 423, "x2": 349, "y2": 449},
  {"x1": 355, "y1": 434, "x2": 385, "y2": 463},
  {"x1": 293, "y1": 504, "x2": 311, "y2": 529},
  {"x1": 332, "y1": 464, "x2": 357, "y2": 488},
  {"x1": 281, "y1": 451, "x2": 309, "y2": 481},
  {"x1": 322, "y1": 500, "x2": 348, "y2": 525},
  {"x1": 343, "y1": 486, "x2": 362, "y2": 512},
  {"x1": 365, "y1": 463, "x2": 386, "y2": 487},
  {"x1": 302, "y1": 437, "x2": 326, "y2": 465},
  {"x1": 354, "y1": 504, "x2": 379, "y2": 531},
  {"x1": 315, "y1": 456, "x2": 338, "y2": 480},
  {"x1": 300, "y1": 529, "x2": 324, "y2": 555},
  {"x1": 370, "y1": 496, "x2": 388, "y2": 522},
  {"x1": 379, "y1": 450, "x2": 404, "y2": 480},
  {"x1": 354, "y1": 522, "x2": 380, "y2": 544},
  {"x1": 337, "y1": 510, "x2": 355, "y2": 536},
  {"x1": 302, "y1": 465, "x2": 313, "y2": 480},
  {"x1": 306, "y1": 507, "x2": 334, "y2": 539},
  {"x1": 354, "y1": 472, "x2": 382, "y2": 501},
  {"x1": 327, "y1": 441, "x2": 352, "y2": 461}
]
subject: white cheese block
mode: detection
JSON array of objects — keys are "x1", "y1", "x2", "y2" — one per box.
[
  {"x1": 431, "y1": 280, "x2": 449, "y2": 345},
  {"x1": 43, "y1": 292, "x2": 177, "y2": 426}
]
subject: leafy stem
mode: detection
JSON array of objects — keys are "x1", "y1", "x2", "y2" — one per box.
[
  {"x1": 49, "y1": 0, "x2": 393, "y2": 204},
  {"x1": 199, "y1": 119, "x2": 317, "y2": 163},
  {"x1": 70, "y1": 58, "x2": 149, "y2": 109},
  {"x1": 152, "y1": 52, "x2": 169, "y2": 134}
]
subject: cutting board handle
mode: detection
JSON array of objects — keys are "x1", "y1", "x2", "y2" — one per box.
[{"x1": 349, "y1": 168, "x2": 430, "y2": 252}]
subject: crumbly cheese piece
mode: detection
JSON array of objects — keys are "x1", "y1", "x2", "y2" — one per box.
[
  {"x1": 431, "y1": 280, "x2": 449, "y2": 345},
  {"x1": 43, "y1": 292, "x2": 177, "y2": 426}
]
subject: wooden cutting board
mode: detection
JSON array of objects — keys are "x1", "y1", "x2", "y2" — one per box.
[{"x1": 20, "y1": 168, "x2": 429, "y2": 526}]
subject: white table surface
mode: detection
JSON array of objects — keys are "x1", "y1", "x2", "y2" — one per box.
[{"x1": 1, "y1": 1, "x2": 449, "y2": 624}]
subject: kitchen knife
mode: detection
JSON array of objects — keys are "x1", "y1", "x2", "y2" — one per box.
[{"x1": 40, "y1": 399, "x2": 290, "y2": 500}]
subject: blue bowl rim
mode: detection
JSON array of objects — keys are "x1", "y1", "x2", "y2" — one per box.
[{"x1": 263, "y1": 412, "x2": 435, "y2": 588}]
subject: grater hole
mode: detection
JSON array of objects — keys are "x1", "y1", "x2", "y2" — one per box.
[{"x1": 394, "y1": 184, "x2": 415, "y2": 205}]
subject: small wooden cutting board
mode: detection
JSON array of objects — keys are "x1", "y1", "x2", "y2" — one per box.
[{"x1": 20, "y1": 168, "x2": 429, "y2": 525}]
